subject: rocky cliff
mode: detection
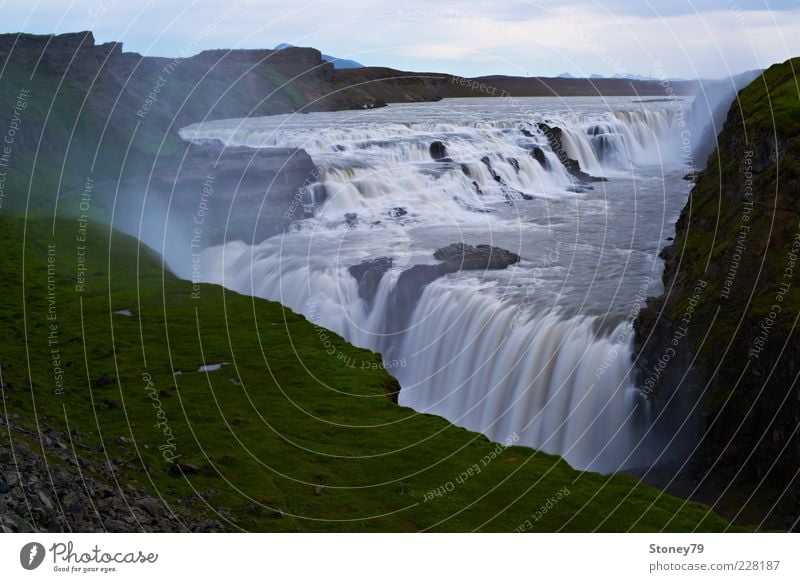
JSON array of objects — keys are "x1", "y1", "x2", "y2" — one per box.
[{"x1": 633, "y1": 58, "x2": 800, "y2": 530}]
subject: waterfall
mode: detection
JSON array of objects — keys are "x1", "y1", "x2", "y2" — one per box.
[
  {"x1": 182, "y1": 97, "x2": 686, "y2": 473},
  {"x1": 393, "y1": 281, "x2": 651, "y2": 472}
]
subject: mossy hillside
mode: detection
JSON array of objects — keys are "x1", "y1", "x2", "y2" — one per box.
[
  {"x1": 0, "y1": 215, "x2": 733, "y2": 532},
  {"x1": 0, "y1": 53, "x2": 317, "y2": 214},
  {"x1": 735, "y1": 59, "x2": 800, "y2": 136},
  {"x1": 634, "y1": 58, "x2": 800, "y2": 528},
  {"x1": 668, "y1": 58, "x2": 800, "y2": 356}
]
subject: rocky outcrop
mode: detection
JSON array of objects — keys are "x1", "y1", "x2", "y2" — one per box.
[
  {"x1": 0, "y1": 414, "x2": 221, "y2": 533},
  {"x1": 429, "y1": 141, "x2": 449, "y2": 161},
  {"x1": 433, "y1": 243, "x2": 520, "y2": 270},
  {"x1": 349, "y1": 257, "x2": 393, "y2": 308},
  {"x1": 632, "y1": 59, "x2": 800, "y2": 530},
  {"x1": 531, "y1": 146, "x2": 548, "y2": 167},
  {"x1": 385, "y1": 244, "x2": 520, "y2": 334},
  {"x1": 537, "y1": 123, "x2": 607, "y2": 183}
]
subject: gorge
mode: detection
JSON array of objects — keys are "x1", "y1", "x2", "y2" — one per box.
[{"x1": 0, "y1": 30, "x2": 797, "y2": 532}]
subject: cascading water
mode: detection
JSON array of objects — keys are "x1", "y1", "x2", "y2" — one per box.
[{"x1": 180, "y1": 96, "x2": 691, "y2": 473}]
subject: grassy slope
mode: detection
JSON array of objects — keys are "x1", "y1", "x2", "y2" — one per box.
[{"x1": 0, "y1": 215, "x2": 732, "y2": 532}]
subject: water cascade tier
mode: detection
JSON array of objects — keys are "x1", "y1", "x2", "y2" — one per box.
[{"x1": 179, "y1": 96, "x2": 693, "y2": 473}]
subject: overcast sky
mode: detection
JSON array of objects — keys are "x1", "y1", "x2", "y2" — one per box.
[{"x1": 3, "y1": 0, "x2": 799, "y2": 78}]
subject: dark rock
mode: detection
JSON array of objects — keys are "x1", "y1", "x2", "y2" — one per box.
[
  {"x1": 531, "y1": 146, "x2": 548, "y2": 167},
  {"x1": 344, "y1": 213, "x2": 358, "y2": 228},
  {"x1": 632, "y1": 62, "x2": 800, "y2": 530},
  {"x1": 385, "y1": 243, "x2": 520, "y2": 334},
  {"x1": 0, "y1": 482, "x2": 10, "y2": 494},
  {"x1": 429, "y1": 140, "x2": 448, "y2": 161},
  {"x1": 383, "y1": 377, "x2": 401, "y2": 405},
  {"x1": 386, "y1": 263, "x2": 447, "y2": 334},
  {"x1": 3, "y1": 471, "x2": 19, "y2": 487},
  {"x1": 433, "y1": 243, "x2": 521, "y2": 271},
  {"x1": 537, "y1": 122, "x2": 607, "y2": 183},
  {"x1": 480, "y1": 156, "x2": 509, "y2": 186},
  {"x1": 349, "y1": 257, "x2": 393, "y2": 308},
  {"x1": 138, "y1": 498, "x2": 165, "y2": 517},
  {"x1": 388, "y1": 207, "x2": 407, "y2": 218},
  {"x1": 67, "y1": 502, "x2": 85, "y2": 515}
]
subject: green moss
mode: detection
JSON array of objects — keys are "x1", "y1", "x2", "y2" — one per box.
[{"x1": 736, "y1": 59, "x2": 800, "y2": 137}]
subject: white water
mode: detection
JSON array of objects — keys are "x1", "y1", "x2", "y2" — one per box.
[{"x1": 181, "y1": 96, "x2": 692, "y2": 473}]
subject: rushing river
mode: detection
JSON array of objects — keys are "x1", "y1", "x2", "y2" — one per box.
[{"x1": 179, "y1": 96, "x2": 693, "y2": 473}]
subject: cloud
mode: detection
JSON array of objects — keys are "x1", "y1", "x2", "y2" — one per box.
[{"x1": 1, "y1": 0, "x2": 798, "y2": 78}]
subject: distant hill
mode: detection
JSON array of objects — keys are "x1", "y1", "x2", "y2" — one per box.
[{"x1": 275, "y1": 42, "x2": 363, "y2": 69}]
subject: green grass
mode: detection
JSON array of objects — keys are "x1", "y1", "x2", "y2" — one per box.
[
  {"x1": 0, "y1": 215, "x2": 734, "y2": 531},
  {"x1": 736, "y1": 58, "x2": 800, "y2": 136}
]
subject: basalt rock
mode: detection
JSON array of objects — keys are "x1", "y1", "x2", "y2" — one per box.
[
  {"x1": 385, "y1": 244, "x2": 520, "y2": 335},
  {"x1": 349, "y1": 257, "x2": 393, "y2": 308},
  {"x1": 429, "y1": 140, "x2": 448, "y2": 161},
  {"x1": 632, "y1": 59, "x2": 800, "y2": 530},
  {"x1": 531, "y1": 146, "x2": 548, "y2": 167},
  {"x1": 433, "y1": 243, "x2": 520, "y2": 271}
]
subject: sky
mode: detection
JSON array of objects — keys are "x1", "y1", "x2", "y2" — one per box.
[{"x1": 2, "y1": 0, "x2": 799, "y2": 79}]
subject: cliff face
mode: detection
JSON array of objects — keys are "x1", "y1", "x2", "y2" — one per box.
[
  {"x1": 146, "y1": 144, "x2": 318, "y2": 246},
  {"x1": 0, "y1": 31, "x2": 450, "y2": 217},
  {"x1": 633, "y1": 59, "x2": 800, "y2": 529}
]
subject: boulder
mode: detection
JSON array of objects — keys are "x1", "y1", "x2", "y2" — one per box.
[
  {"x1": 429, "y1": 140, "x2": 448, "y2": 161},
  {"x1": 433, "y1": 243, "x2": 520, "y2": 271},
  {"x1": 531, "y1": 146, "x2": 548, "y2": 167}
]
